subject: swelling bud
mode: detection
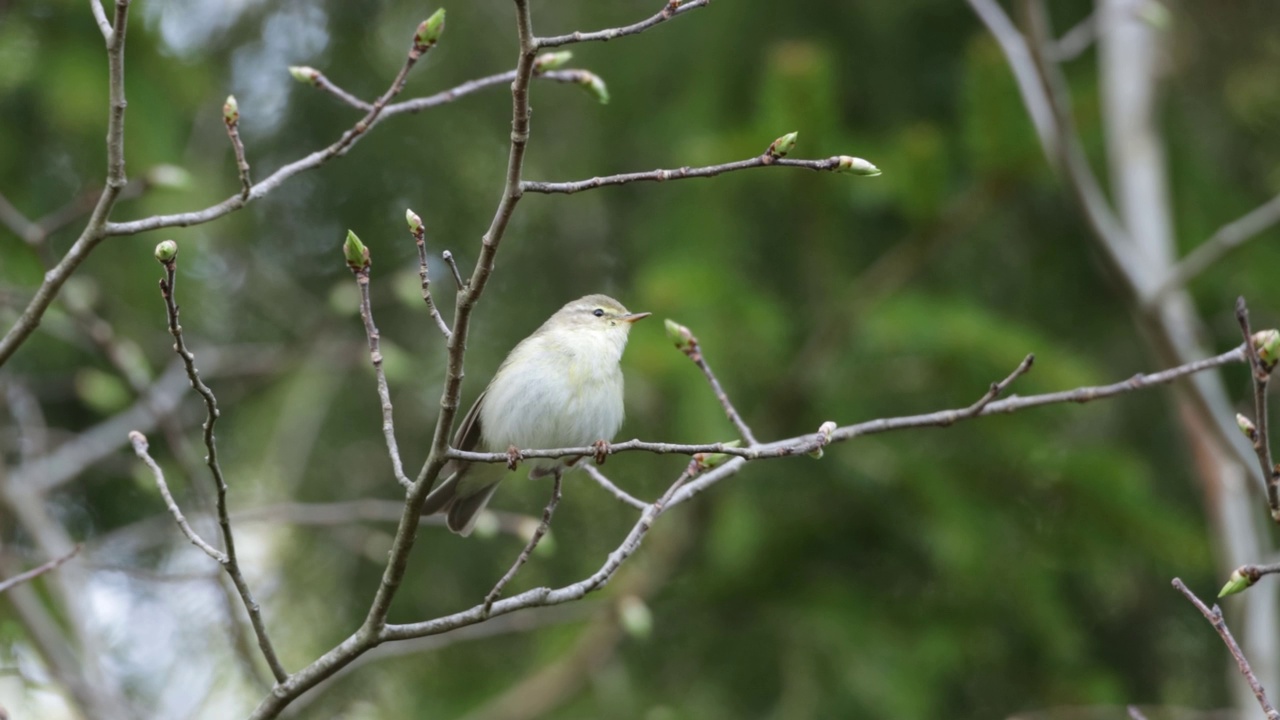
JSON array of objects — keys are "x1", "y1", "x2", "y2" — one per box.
[
  {"x1": 1219, "y1": 567, "x2": 1255, "y2": 598},
  {"x1": 664, "y1": 319, "x2": 696, "y2": 353},
  {"x1": 1253, "y1": 329, "x2": 1280, "y2": 369},
  {"x1": 154, "y1": 240, "x2": 178, "y2": 263},
  {"x1": 534, "y1": 51, "x2": 573, "y2": 72},
  {"x1": 576, "y1": 71, "x2": 610, "y2": 104},
  {"x1": 288, "y1": 65, "x2": 319, "y2": 84},
  {"x1": 223, "y1": 95, "x2": 239, "y2": 125},
  {"x1": 767, "y1": 131, "x2": 798, "y2": 158},
  {"x1": 415, "y1": 9, "x2": 446, "y2": 49},
  {"x1": 836, "y1": 155, "x2": 880, "y2": 176},
  {"x1": 1238, "y1": 413, "x2": 1258, "y2": 441},
  {"x1": 343, "y1": 230, "x2": 370, "y2": 270},
  {"x1": 405, "y1": 208, "x2": 423, "y2": 233}
]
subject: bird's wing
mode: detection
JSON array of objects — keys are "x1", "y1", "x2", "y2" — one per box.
[{"x1": 437, "y1": 390, "x2": 486, "y2": 480}]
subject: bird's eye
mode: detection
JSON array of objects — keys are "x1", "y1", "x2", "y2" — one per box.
[{"x1": 592, "y1": 308, "x2": 605, "y2": 317}]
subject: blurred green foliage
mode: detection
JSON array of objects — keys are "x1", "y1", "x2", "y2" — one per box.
[{"x1": 3, "y1": 1, "x2": 1280, "y2": 718}]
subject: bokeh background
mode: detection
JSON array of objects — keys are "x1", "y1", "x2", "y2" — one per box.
[{"x1": 3, "y1": 0, "x2": 1280, "y2": 718}]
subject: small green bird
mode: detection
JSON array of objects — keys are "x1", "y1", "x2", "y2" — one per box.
[{"x1": 423, "y1": 294, "x2": 650, "y2": 535}]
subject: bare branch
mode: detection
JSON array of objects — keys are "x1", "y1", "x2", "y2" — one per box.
[
  {"x1": 1154, "y1": 193, "x2": 1280, "y2": 301},
  {"x1": 442, "y1": 250, "x2": 465, "y2": 290},
  {"x1": 128, "y1": 430, "x2": 225, "y2": 562},
  {"x1": 408, "y1": 210, "x2": 452, "y2": 339},
  {"x1": 581, "y1": 465, "x2": 647, "y2": 510},
  {"x1": 348, "y1": 246, "x2": 414, "y2": 490},
  {"x1": 522, "y1": 154, "x2": 878, "y2": 195},
  {"x1": 156, "y1": 253, "x2": 289, "y2": 684},
  {"x1": 536, "y1": 0, "x2": 710, "y2": 48},
  {"x1": 383, "y1": 69, "x2": 588, "y2": 117},
  {"x1": 0, "y1": 546, "x2": 81, "y2": 595},
  {"x1": 1235, "y1": 298, "x2": 1279, "y2": 519},
  {"x1": 484, "y1": 472, "x2": 564, "y2": 617},
  {"x1": 290, "y1": 66, "x2": 374, "y2": 111},
  {"x1": 1173, "y1": 578, "x2": 1280, "y2": 720},
  {"x1": 665, "y1": 320, "x2": 758, "y2": 445},
  {"x1": 223, "y1": 96, "x2": 253, "y2": 199}
]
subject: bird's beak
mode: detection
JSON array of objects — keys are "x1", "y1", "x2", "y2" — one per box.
[{"x1": 621, "y1": 312, "x2": 652, "y2": 324}]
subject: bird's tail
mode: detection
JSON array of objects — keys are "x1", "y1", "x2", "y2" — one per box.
[{"x1": 422, "y1": 472, "x2": 502, "y2": 537}]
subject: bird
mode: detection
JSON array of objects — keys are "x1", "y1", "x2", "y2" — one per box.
[{"x1": 422, "y1": 294, "x2": 650, "y2": 535}]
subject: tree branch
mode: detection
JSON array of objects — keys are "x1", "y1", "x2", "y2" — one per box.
[
  {"x1": 581, "y1": 464, "x2": 647, "y2": 510},
  {"x1": 407, "y1": 210, "x2": 451, "y2": 339},
  {"x1": 223, "y1": 96, "x2": 252, "y2": 199},
  {"x1": 536, "y1": 0, "x2": 710, "y2": 48},
  {"x1": 484, "y1": 472, "x2": 564, "y2": 616},
  {"x1": 1173, "y1": 578, "x2": 1280, "y2": 720},
  {"x1": 521, "y1": 154, "x2": 879, "y2": 195},
  {"x1": 128, "y1": 431, "x2": 225, "y2": 562},
  {"x1": 155, "y1": 250, "x2": 289, "y2": 684},
  {"x1": 347, "y1": 239, "x2": 413, "y2": 490},
  {"x1": 666, "y1": 320, "x2": 758, "y2": 445},
  {"x1": 0, "y1": 545, "x2": 81, "y2": 595},
  {"x1": 1235, "y1": 298, "x2": 1279, "y2": 519},
  {"x1": 1153, "y1": 193, "x2": 1280, "y2": 301}
]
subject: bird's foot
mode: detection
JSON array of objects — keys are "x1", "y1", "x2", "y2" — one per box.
[
  {"x1": 592, "y1": 440, "x2": 611, "y2": 465},
  {"x1": 506, "y1": 445, "x2": 523, "y2": 471}
]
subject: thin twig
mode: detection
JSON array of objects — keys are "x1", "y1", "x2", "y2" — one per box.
[
  {"x1": 1154, "y1": 193, "x2": 1280, "y2": 302},
  {"x1": 484, "y1": 472, "x2": 564, "y2": 617},
  {"x1": 156, "y1": 254, "x2": 290, "y2": 683},
  {"x1": 581, "y1": 465, "x2": 647, "y2": 510},
  {"x1": 128, "y1": 431, "x2": 225, "y2": 561},
  {"x1": 1235, "y1": 297, "x2": 1279, "y2": 519},
  {"x1": 409, "y1": 212, "x2": 452, "y2": 339},
  {"x1": 349, "y1": 255, "x2": 414, "y2": 490},
  {"x1": 303, "y1": 68, "x2": 588, "y2": 117},
  {"x1": 0, "y1": 546, "x2": 82, "y2": 595},
  {"x1": 952, "y1": 353, "x2": 1036, "y2": 420},
  {"x1": 536, "y1": 0, "x2": 710, "y2": 48},
  {"x1": 1173, "y1": 578, "x2": 1280, "y2": 720},
  {"x1": 522, "y1": 154, "x2": 877, "y2": 195},
  {"x1": 667, "y1": 321, "x2": 758, "y2": 445},
  {"x1": 223, "y1": 98, "x2": 253, "y2": 199},
  {"x1": 442, "y1": 250, "x2": 465, "y2": 289}
]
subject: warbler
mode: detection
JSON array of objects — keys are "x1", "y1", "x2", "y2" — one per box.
[{"x1": 423, "y1": 294, "x2": 650, "y2": 535}]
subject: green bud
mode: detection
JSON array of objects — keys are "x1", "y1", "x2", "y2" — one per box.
[
  {"x1": 288, "y1": 65, "x2": 318, "y2": 84},
  {"x1": 768, "y1": 131, "x2": 798, "y2": 158},
  {"x1": 835, "y1": 155, "x2": 880, "y2": 176},
  {"x1": 811, "y1": 420, "x2": 836, "y2": 458},
  {"x1": 694, "y1": 440, "x2": 741, "y2": 473},
  {"x1": 343, "y1": 230, "x2": 369, "y2": 270},
  {"x1": 223, "y1": 95, "x2": 239, "y2": 125},
  {"x1": 664, "y1": 319, "x2": 696, "y2": 352},
  {"x1": 618, "y1": 595, "x2": 653, "y2": 640},
  {"x1": 154, "y1": 240, "x2": 178, "y2": 263},
  {"x1": 534, "y1": 51, "x2": 573, "y2": 73},
  {"x1": 576, "y1": 71, "x2": 609, "y2": 105},
  {"x1": 406, "y1": 208, "x2": 423, "y2": 233},
  {"x1": 415, "y1": 8, "x2": 446, "y2": 48},
  {"x1": 1254, "y1": 330, "x2": 1280, "y2": 368},
  {"x1": 1238, "y1": 413, "x2": 1258, "y2": 440},
  {"x1": 1219, "y1": 568, "x2": 1254, "y2": 598}
]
